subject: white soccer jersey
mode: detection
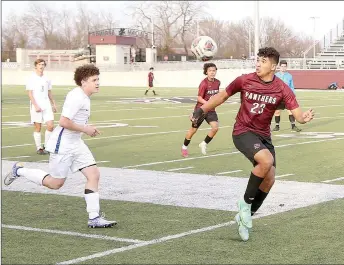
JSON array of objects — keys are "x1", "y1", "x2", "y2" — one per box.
[
  {"x1": 26, "y1": 72, "x2": 52, "y2": 110},
  {"x1": 46, "y1": 87, "x2": 91, "y2": 154}
]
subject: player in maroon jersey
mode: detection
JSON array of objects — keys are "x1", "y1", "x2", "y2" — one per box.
[
  {"x1": 145, "y1": 67, "x2": 157, "y2": 95},
  {"x1": 181, "y1": 63, "x2": 220, "y2": 158},
  {"x1": 191, "y1": 47, "x2": 314, "y2": 241}
]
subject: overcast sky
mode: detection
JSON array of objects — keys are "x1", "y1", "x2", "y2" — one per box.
[{"x1": 2, "y1": 1, "x2": 344, "y2": 40}]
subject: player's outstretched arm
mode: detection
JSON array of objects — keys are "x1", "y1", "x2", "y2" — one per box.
[
  {"x1": 59, "y1": 116, "x2": 100, "y2": 137},
  {"x1": 201, "y1": 90, "x2": 230, "y2": 113},
  {"x1": 290, "y1": 107, "x2": 315, "y2": 124}
]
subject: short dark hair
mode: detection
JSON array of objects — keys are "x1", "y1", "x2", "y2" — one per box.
[
  {"x1": 34, "y1": 59, "x2": 46, "y2": 67},
  {"x1": 203, "y1": 63, "x2": 217, "y2": 75},
  {"x1": 257, "y1": 47, "x2": 280, "y2": 65},
  {"x1": 149, "y1": 67, "x2": 154, "y2": 70},
  {"x1": 279, "y1": 60, "x2": 287, "y2": 66},
  {"x1": 74, "y1": 64, "x2": 100, "y2": 86}
]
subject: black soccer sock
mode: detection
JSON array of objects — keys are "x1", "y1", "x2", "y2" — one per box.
[
  {"x1": 153, "y1": 90, "x2": 156, "y2": 95},
  {"x1": 275, "y1": 115, "x2": 280, "y2": 125},
  {"x1": 251, "y1": 189, "x2": 269, "y2": 216},
  {"x1": 204, "y1": 135, "x2": 213, "y2": 144},
  {"x1": 145, "y1": 90, "x2": 148, "y2": 95},
  {"x1": 85, "y1": 189, "x2": 95, "y2": 194},
  {"x1": 183, "y1": 138, "x2": 191, "y2": 147},
  {"x1": 289, "y1": 115, "x2": 295, "y2": 127},
  {"x1": 244, "y1": 172, "x2": 264, "y2": 204}
]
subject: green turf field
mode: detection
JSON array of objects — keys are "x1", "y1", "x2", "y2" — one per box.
[{"x1": 2, "y1": 85, "x2": 344, "y2": 264}]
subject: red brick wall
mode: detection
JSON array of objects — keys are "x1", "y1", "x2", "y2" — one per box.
[{"x1": 289, "y1": 70, "x2": 344, "y2": 90}]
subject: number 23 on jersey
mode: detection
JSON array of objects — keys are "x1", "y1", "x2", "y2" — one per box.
[{"x1": 250, "y1": 103, "x2": 266, "y2": 114}]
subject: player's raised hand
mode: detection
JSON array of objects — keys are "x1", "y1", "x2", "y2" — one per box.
[{"x1": 302, "y1": 108, "x2": 315, "y2": 122}]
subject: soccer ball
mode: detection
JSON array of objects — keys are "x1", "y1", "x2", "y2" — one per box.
[{"x1": 191, "y1": 36, "x2": 218, "y2": 61}]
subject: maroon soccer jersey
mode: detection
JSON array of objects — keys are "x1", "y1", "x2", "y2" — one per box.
[
  {"x1": 226, "y1": 72, "x2": 299, "y2": 137},
  {"x1": 195, "y1": 78, "x2": 221, "y2": 112},
  {"x1": 148, "y1": 72, "x2": 154, "y2": 83}
]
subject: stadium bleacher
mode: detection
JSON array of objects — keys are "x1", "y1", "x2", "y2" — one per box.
[{"x1": 306, "y1": 24, "x2": 344, "y2": 69}]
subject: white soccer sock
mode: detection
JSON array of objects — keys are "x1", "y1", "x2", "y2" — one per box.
[
  {"x1": 45, "y1": 130, "x2": 52, "y2": 147},
  {"x1": 33, "y1": 132, "x2": 42, "y2": 150},
  {"x1": 17, "y1": 168, "x2": 48, "y2": 186},
  {"x1": 182, "y1": 145, "x2": 188, "y2": 150},
  {"x1": 85, "y1": 192, "x2": 100, "y2": 219}
]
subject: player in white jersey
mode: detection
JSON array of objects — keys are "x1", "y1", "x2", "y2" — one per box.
[
  {"x1": 27, "y1": 59, "x2": 57, "y2": 155},
  {"x1": 4, "y1": 64, "x2": 117, "y2": 228}
]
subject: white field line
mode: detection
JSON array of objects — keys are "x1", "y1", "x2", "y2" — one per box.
[
  {"x1": 1, "y1": 224, "x2": 145, "y2": 244},
  {"x1": 1, "y1": 110, "x2": 341, "y2": 131},
  {"x1": 96, "y1": 161, "x2": 110, "y2": 164},
  {"x1": 130, "y1": 125, "x2": 159, "y2": 128},
  {"x1": 166, "y1": 166, "x2": 194, "y2": 172},
  {"x1": 2, "y1": 112, "x2": 343, "y2": 132},
  {"x1": 321, "y1": 177, "x2": 344, "y2": 183},
  {"x1": 1, "y1": 125, "x2": 233, "y2": 148},
  {"x1": 84, "y1": 125, "x2": 234, "y2": 142},
  {"x1": 0, "y1": 110, "x2": 235, "y2": 130},
  {"x1": 56, "y1": 220, "x2": 237, "y2": 265},
  {"x1": 1, "y1": 107, "x2": 157, "y2": 118},
  {"x1": 123, "y1": 137, "x2": 344, "y2": 168},
  {"x1": 1, "y1": 143, "x2": 34, "y2": 149},
  {"x1": 216, "y1": 170, "x2": 243, "y2": 175},
  {"x1": 162, "y1": 99, "x2": 182, "y2": 104},
  {"x1": 2, "y1": 114, "x2": 344, "y2": 148},
  {"x1": 2, "y1": 155, "x2": 31, "y2": 159},
  {"x1": 303, "y1": 104, "x2": 344, "y2": 108},
  {"x1": 123, "y1": 151, "x2": 240, "y2": 168},
  {"x1": 275, "y1": 173, "x2": 295, "y2": 179},
  {"x1": 92, "y1": 110, "x2": 236, "y2": 123}
]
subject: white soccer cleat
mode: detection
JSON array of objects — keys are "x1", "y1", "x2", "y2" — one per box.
[
  {"x1": 88, "y1": 212, "x2": 117, "y2": 228},
  {"x1": 235, "y1": 213, "x2": 249, "y2": 241},
  {"x1": 199, "y1": 142, "x2": 207, "y2": 155},
  {"x1": 238, "y1": 200, "x2": 253, "y2": 229}
]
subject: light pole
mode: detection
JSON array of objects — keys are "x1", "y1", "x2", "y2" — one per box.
[
  {"x1": 254, "y1": 1, "x2": 260, "y2": 59},
  {"x1": 248, "y1": 29, "x2": 252, "y2": 58},
  {"x1": 87, "y1": 44, "x2": 92, "y2": 63},
  {"x1": 310, "y1": 16, "x2": 319, "y2": 58},
  {"x1": 150, "y1": 17, "x2": 154, "y2": 47}
]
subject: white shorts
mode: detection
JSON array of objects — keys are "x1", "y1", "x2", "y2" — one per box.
[
  {"x1": 30, "y1": 104, "x2": 54, "y2": 124},
  {"x1": 49, "y1": 142, "x2": 96, "y2": 179}
]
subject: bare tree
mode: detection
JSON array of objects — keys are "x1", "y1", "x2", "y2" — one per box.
[
  {"x1": 23, "y1": 2, "x2": 59, "y2": 48},
  {"x1": 2, "y1": 13, "x2": 18, "y2": 51},
  {"x1": 56, "y1": 7, "x2": 76, "y2": 49},
  {"x1": 16, "y1": 16, "x2": 31, "y2": 48},
  {"x1": 178, "y1": 1, "x2": 207, "y2": 55},
  {"x1": 101, "y1": 10, "x2": 118, "y2": 29},
  {"x1": 128, "y1": 1, "x2": 206, "y2": 53},
  {"x1": 220, "y1": 17, "x2": 315, "y2": 59},
  {"x1": 73, "y1": 3, "x2": 93, "y2": 48}
]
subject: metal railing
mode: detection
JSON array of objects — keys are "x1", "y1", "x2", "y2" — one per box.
[
  {"x1": 303, "y1": 17, "x2": 344, "y2": 59},
  {"x1": 3, "y1": 58, "x2": 344, "y2": 71}
]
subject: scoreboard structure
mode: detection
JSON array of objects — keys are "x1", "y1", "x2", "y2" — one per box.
[{"x1": 88, "y1": 28, "x2": 155, "y2": 64}]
